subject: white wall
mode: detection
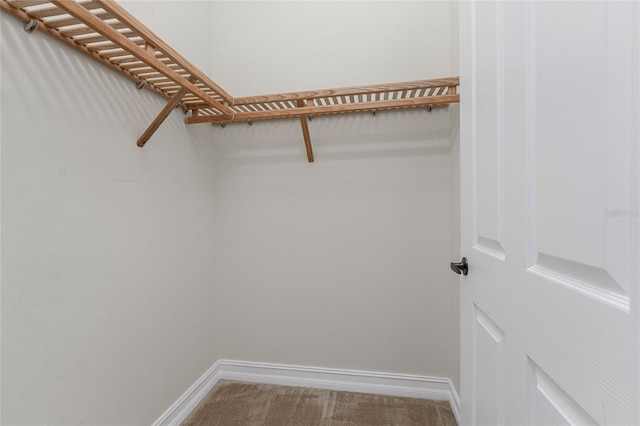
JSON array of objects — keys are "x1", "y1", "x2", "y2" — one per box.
[
  {"x1": 210, "y1": 1, "x2": 452, "y2": 96},
  {"x1": 0, "y1": 2, "x2": 220, "y2": 424},
  {"x1": 210, "y1": 1, "x2": 460, "y2": 381}
]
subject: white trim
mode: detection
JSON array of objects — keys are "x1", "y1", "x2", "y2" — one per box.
[
  {"x1": 153, "y1": 359, "x2": 461, "y2": 425},
  {"x1": 448, "y1": 377, "x2": 461, "y2": 423},
  {"x1": 152, "y1": 360, "x2": 223, "y2": 426}
]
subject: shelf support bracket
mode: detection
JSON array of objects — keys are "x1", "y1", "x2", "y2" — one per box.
[
  {"x1": 138, "y1": 75, "x2": 197, "y2": 147},
  {"x1": 298, "y1": 99, "x2": 314, "y2": 163}
]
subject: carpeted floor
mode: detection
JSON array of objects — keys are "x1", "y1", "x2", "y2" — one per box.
[{"x1": 182, "y1": 380, "x2": 457, "y2": 426}]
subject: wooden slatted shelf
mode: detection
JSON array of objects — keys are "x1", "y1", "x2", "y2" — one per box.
[
  {"x1": 187, "y1": 78, "x2": 459, "y2": 125},
  {"x1": 1, "y1": 0, "x2": 460, "y2": 162}
]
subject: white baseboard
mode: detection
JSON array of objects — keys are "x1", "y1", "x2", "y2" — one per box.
[
  {"x1": 152, "y1": 360, "x2": 223, "y2": 426},
  {"x1": 153, "y1": 359, "x2": 461, "y2": 425}
]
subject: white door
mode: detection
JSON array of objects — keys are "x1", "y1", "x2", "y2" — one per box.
[{"x1": 458, "y1": 1, "x2": 639, "y2": 425}]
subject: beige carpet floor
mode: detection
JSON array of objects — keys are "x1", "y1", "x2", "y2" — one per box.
[{"x1": 182, "y1": 380, "x2": 457, "y2": 426}]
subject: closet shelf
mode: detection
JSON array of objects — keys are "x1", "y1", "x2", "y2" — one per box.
[
  {"x1": 188, "y1": 78, "x2": 460, "y2": 124},
  {"x1": 2, "y1": 0, "x2": 460, "y2": 162}
]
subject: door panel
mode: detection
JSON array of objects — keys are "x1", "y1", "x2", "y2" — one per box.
[
  {"x1": 474, "y1": 1, "x2": 506, "y2": 259},
  {"x1": 473, "y1": 305, "x2": 505, "y2": 426},
  {"x1": 528, "y1": 1, "x2": 635, "y2": 303},
  {"x1": 460, "y1": 1, "x2": 639, "y2": 425},
  {"x1": 528, "y1": 360, "x2": 597, "y2": 426}
]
